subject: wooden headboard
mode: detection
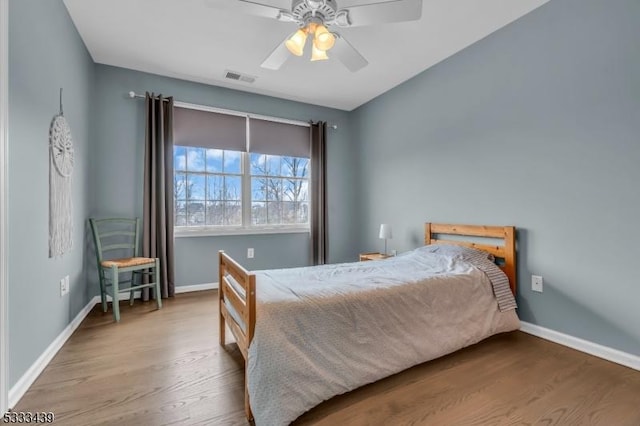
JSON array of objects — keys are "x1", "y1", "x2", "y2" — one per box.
[{"x1": 424, "y1": 223, "x2": 517, "y2": 295}]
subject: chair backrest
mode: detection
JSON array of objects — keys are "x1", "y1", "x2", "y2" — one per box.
[{"x1": 89, "y1": 218, "x2": 141, "y2": 264}]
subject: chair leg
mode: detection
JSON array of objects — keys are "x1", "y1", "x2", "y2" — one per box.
[
  {"x1": 111, "y1": 265, "x2": 120, "y2": 322},
  {"x1": 129, "y1": 272, "x2": 135, "y2": 306},
  {"x1": 98, "y1": 271, "x2": 107, "y2": 313},
  {"x1": 154, "y1": 259, "x2": 162, "y2": 310}
]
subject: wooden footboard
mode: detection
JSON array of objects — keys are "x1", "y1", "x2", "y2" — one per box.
[{"x1": 218, "y1": 250, "x2": 256, "y2": 421}]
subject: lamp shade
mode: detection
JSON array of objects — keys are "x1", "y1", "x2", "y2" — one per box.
[
  {"x1": 285, "y1": 29, "x2": 307, "y2": 56},
  {"x1": 379, "y1": 224, "x2": 392, "y2": 240},
  {"x1": 310, "y1": 44, "x2": 329, "y2": 61},
  {"x1": 314, "y1": 24, "x2": 336, "y2": 51}
]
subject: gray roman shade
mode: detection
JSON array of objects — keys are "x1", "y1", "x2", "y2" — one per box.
[
  {"x1": 173, "y1": 106, "x2": 246, "y2": 151},
  {"x1": 249, "y1": 118, "x2": 310, "y2": 158}
]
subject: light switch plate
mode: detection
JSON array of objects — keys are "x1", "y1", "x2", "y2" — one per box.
[{"x1": 532, "y1": 275, "x2": 543, "y2": 293}]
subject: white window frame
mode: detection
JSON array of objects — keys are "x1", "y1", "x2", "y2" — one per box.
[{"x1": 173, "y1": 102, "x2": 311, "y2": 238}]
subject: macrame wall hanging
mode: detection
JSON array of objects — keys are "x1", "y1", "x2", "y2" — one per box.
[{"x1": 49, "y1": 88, "x2": 74, "y2": 257}]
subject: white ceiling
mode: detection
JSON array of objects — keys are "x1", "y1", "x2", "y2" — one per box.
[{"x1": 63, "y1": 0, "x2": 549, "y2": 111}]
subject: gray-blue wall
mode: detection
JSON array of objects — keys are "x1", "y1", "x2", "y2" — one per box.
[
  {"x1": 91, "y1": 65, "x2": 357, "y2": 287},
  {"x1": 352, "y1": 0, "x2": 640, "y2": 355},
  {"x1": 8, "y1": 0, "x2": 94, "y2": 386}
]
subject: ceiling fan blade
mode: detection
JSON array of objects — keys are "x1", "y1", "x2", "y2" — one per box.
[
  {"x1": 331, "y1": 36, "x2": 368, "y2": 72},
  {"x1": 236, "y1": 0, "x2": 284, "y2": 20},
  {"x1": 261, "y1": 38, "x2": 291, "y2": 70},
  {"x1": 338, "y1": 0, "x2": 422, "y2": 27}
]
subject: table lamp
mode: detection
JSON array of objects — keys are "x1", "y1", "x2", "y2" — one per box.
[{"x1": 379, "y1": 224, "x2": 392, "y2": 255}]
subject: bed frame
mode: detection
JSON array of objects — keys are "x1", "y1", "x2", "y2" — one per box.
[
  {"x1": 425, "y1": 223, "x2": 517, "y2": 294},
  {"x1": 218, "y1": 222, "x2": 517, "y2": 421}
]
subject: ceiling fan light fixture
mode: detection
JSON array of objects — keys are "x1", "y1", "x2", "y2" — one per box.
[
  {"x1": 313, "y1": 24, "x2": 335, "y2": 51},
  {"x1": 310, "y1": 43, "x2": 329, "y2": 61},
  {"x1": 285, "y1": 29, "x2": 308, "y2": 56},
  {"x1": 244, "y1": 0, "x2": 422, "y2": 71}
]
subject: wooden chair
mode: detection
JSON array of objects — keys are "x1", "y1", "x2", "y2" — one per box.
[{"x1": 89, "y1": 218, "x2": 162, "y2": 322}]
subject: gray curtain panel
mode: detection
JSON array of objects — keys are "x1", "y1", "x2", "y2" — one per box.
[
  {"x1": 310, "y1": 122, "x2": 327, "y2": 265},
  {"x1": 142, "y1": 92, "x2": 175, "y2": 299}
]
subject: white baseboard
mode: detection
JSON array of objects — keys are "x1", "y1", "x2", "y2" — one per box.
[
  {"x1": 8, "y1": 282, "x2": 218, "y2": 409},
  {"x1": 103, "y1": 282, "x2": 218, "y2": 301},
  {"x1": 8, "y1": 296, "x2": 100, "y2": 408},
  {"x1": 175, "y1": 282, "x2": 218, "y2": 293},
  {"x1": 520, "y1": 321, "x2": 640, "y2": 372}
]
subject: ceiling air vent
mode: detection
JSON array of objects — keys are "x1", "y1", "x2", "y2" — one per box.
[{"x1": 224, "y1": 70, "x2": 256, "y2": 84}]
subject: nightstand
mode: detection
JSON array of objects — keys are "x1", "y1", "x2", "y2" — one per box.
[{"x1": 359, "y1": 252, "x2": 392, "y2": 261}]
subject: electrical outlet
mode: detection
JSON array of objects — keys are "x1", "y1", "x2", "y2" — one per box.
[
  {"x1": 60, "y1": 275, "x2": 69, "y2": 297},
  {"x1": 531, "y1": 275, "x2": 543, "y2": 293},
  {"x1": 247, "y1": 248, "x2": 254, "y2": 259}
]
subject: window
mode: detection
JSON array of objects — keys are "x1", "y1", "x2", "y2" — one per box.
[
  {"x1": 173, "y1": 106, "x2": 310, "y2": 235},
  {"x1": 174, "y1": 147, "x2": 243, "y2": 227},
  {"x1": 250, "y1": 153, "x2": 309, "y2": 226}
]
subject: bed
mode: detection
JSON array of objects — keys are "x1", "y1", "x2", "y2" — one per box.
[{"x1": 218, "y1": 223, "x2": 519, "y2": 425}]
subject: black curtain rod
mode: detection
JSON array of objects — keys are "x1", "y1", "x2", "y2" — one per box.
[{"x1": 128, "y1": 91, "x2": 169, "y2": 102}]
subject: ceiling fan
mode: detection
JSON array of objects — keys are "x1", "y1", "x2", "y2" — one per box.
[{"x1": 234, "y1": 0, "x2": 423, "y2": 72}]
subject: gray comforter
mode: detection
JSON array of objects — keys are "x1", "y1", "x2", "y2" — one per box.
[{"x1": 246, "y1": 246, "x2": 520, "y2": 425}]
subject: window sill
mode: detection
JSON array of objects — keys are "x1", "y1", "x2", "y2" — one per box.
[{"x1": 174, "y1": 226, "x2": 310, "y2": 238}]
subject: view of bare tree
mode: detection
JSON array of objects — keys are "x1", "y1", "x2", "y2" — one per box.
[
  {"x1": 174, "y1": 173, "x2": 193, "y2": 201},
  {"x1": 174, "y1": 173, "x2": 194, "y2": 226},
  {"x1": 251, "y1": 154, "x2": 309, "y2": 225},
  {"x1": 283, "y1": 157, "x2": 308, "y2": 202}
]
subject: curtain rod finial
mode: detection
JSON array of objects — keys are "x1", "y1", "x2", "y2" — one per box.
[{"x1": 128, "y1": 91, "x2": 136, "y2": 98}]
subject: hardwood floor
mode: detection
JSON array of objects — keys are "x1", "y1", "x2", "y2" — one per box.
[{"x1": 13, "y1": 290, "x2": 640, "y2": 425}]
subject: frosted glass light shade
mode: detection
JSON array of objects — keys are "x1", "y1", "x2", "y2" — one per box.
[
  {"x1": 314, "y1": 24, "x2": 335, "y2": 51},
  {"x1": 379, "y1": 224, "x2": 392, "y2": 239},
  {"x1": 285, "y1": 29, "x2": 307, "y2": 56},
  {"x1": 310, "y1": 44, "x2": 329, "y2": 61}
]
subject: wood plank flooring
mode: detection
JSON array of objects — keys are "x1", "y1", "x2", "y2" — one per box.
[{"x1": 13, "y1": 290, "x2": 640, "y2": 425}]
